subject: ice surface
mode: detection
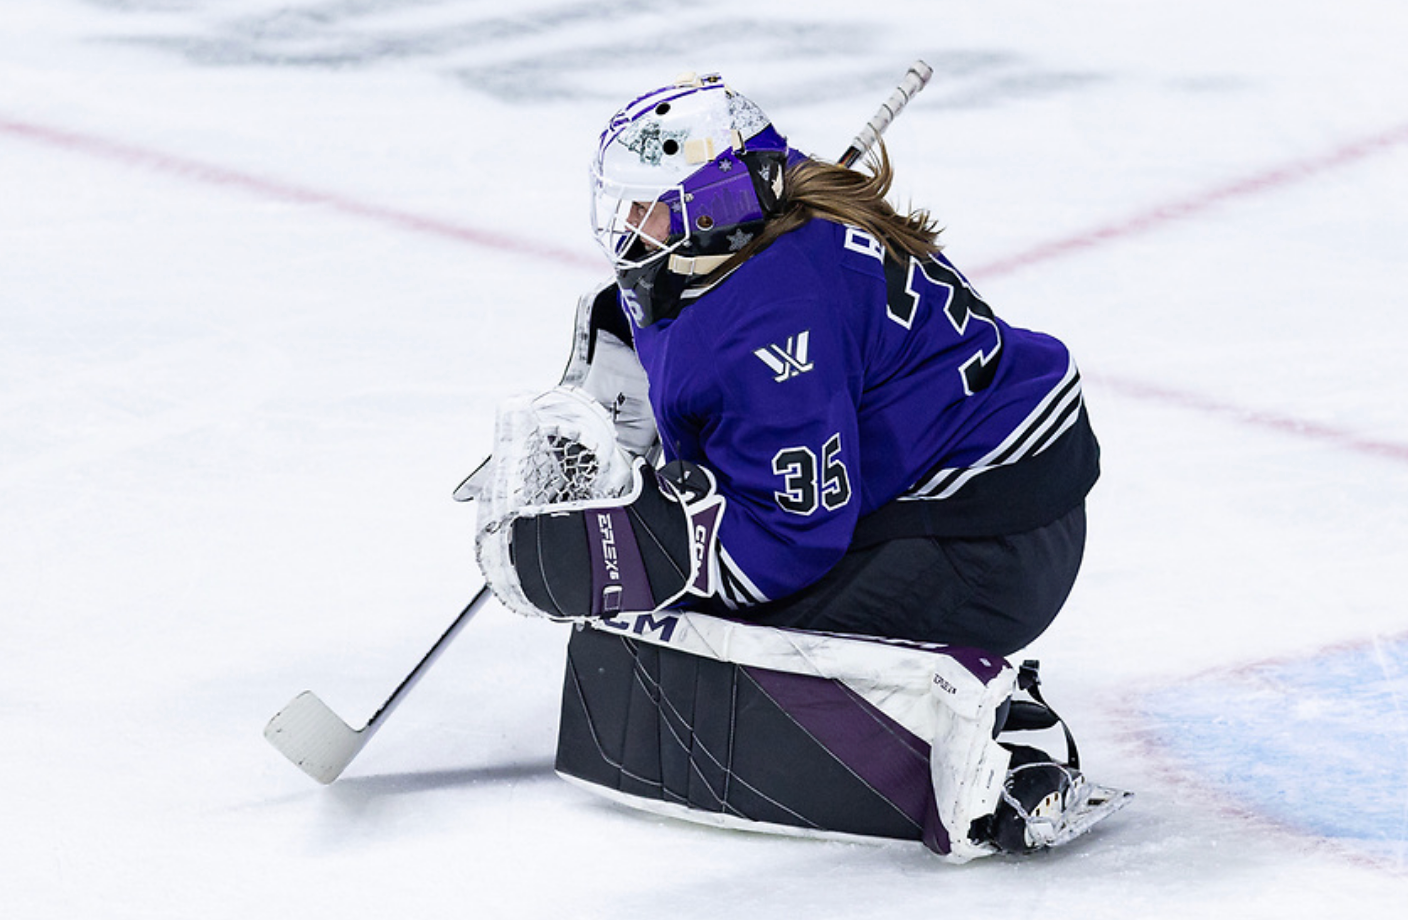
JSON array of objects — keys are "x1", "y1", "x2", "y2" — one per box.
[
  {"x1": 3, "y1": 1, "x2": 1407, "y2": 917},
  {"x1": 1138, "y1": 635, "x2": 1408, "y2": 869}
]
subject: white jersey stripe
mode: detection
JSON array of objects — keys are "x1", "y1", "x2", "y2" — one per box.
[
  {"x1": 716, "y1": 544, "x2": 769, "y2": 609},
  {"x1": 901, "y1": 358, "x2": 1084, "y2": 502}
]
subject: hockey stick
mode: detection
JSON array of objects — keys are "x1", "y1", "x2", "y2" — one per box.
[
  {"x1": 838, "y1": 60, "x2": 934, "y2": 168},
  {"x1": 267, "y1": 63, "x2": 936, "y2": 784},
  {"x1": 452, "y1": 456, "x2": 488, "y2": 501},
  {"x1": 263, "y1": 585, "x2": 491, "y2": 784}
]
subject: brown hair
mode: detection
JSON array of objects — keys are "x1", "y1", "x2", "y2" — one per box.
[{"x1": 709, "y1": 140, "x2": 942, "y2": 280}]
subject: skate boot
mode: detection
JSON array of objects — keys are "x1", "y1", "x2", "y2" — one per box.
[
  {"x1": 982, "y1": 744, "x2": 1082, "y2": 852},
  {"x1": 972, "y1": 661, "x2": 1133, "y2": 853}
]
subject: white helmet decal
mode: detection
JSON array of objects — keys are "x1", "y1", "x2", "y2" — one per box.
[{"x1": 618, "y1": 119, "x2": 691, "y2": 167}]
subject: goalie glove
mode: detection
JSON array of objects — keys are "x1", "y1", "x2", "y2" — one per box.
[
  {"x1": 475, "y1": 385, "x2": 723, "y2": 620},
  {"x1": 505, "y1": 458, "x2": 725, "y2": 620},
  {"x1": 454, "y1": 283, "x2": 655, "y2": 504}
]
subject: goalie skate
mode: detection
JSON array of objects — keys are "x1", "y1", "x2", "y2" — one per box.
[{"x1": 979, "y1": 748, "x2": 1133, "y2": 853}]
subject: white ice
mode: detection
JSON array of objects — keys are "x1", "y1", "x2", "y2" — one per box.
[{"x1": 3, "y1": 1, "x2": 1407, "y2": 917}]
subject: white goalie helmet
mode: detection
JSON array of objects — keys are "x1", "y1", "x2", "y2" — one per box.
[{"x1": 589, "y1": 73, "x2": 793, "y2": 327}]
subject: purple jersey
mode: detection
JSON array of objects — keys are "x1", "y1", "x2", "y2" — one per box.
[{"x1": 628, "y1": 219, "x2": 1097, "y2": 607}]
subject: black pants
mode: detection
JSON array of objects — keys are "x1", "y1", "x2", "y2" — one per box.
[{"x1": 724, "y1": 503, "x2": 1087, "y2": 656}]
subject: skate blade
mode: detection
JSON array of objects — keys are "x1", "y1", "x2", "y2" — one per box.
[{"x1": 1043, "y1": 783, "x2": 1134, "y2": 849}]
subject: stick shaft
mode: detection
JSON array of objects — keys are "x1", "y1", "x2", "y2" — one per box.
[
  {"x1": 363, "y1": 585, "x2": 491, "y2": 732},
  {"x1": 264, "y1": 586, "x2": 492, "y2": 782},
  {"x1": 838, "y1": 60, "x2": 934, "y2": 168}
]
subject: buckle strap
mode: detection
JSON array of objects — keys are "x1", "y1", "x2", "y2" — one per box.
[{"x1": 1004, "y1": 660, "x2": 1082, "y2": 771}]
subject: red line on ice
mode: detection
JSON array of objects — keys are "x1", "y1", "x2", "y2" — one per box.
[
  {"x1": 969, "y1": 122, "x2": 1408, "y2": 278},
  {"x1": 0, "y1": 114, "x2": 601, "y2": 271},
  {"x1": 968, "y1": 120, "x2": 1408, "y2": 466},
  {"x1": 1087, "y1": 373, "x2": 1408, "y2": 464},
  {"x1": 5, "y1": 112, "x2": 1408, "y2": 463}
]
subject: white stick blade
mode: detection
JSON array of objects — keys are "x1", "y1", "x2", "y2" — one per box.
[{"x1": 263, "y1": 691, "x2": 366, "y2": 784}]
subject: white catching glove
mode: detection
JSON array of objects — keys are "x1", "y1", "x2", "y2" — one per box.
[
  {"x1": 474, "y1": 386, "x2": 725, "y2": 621},
  {"x1": 475, "y1": 386, "x2": 637, "y2": 618},
  {"x1": 453, "y1": 282, "x2": 656, "y2": 504}
]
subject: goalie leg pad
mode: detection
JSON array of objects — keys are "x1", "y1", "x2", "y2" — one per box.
[
  {"x1": 557, "y1": 622, "x2": 942, "y2": 842},
  {"x1": 554, "y1": 611, "x2": 1022, "y2": 862},
  {"x1": 927, "y1": 651, "x2": 1017, "y2": 861}
]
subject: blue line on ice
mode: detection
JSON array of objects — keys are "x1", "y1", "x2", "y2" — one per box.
[{"x1": 1141, "y1": 635, "x2": 1408, "y2": 864}]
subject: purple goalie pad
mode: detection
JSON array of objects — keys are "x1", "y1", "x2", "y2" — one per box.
[
  {"x1": 743, "y1": 666, "x2": 952, "y2": 854},
  {"x1": 556, "y1": 625, "x2": 970, "y2": 854},
  {"x1": 942, "y1": 645, "x2": 1010, "y2": 686}
]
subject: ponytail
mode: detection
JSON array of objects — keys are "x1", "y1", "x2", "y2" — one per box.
[{"x1": 706, "y1": 140, "x2": 941, "y2": 281}]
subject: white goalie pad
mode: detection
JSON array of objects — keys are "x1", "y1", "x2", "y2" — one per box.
[
  {"x1": 569, "y1": 610, "x2": 1016, "y2": 862},
  {"x1": 475, "y1": 386, "x2": 636, "y2": 618},
  {"x1": 928, "y1": 654, "x2": 1017, "y2": 861},
  {"x1": 556, "y1": 279, "x2": 613, "y2": 388},
  {"x1": 578, "y1": 328, "x2": 658, "y2": 459},
  {"x1": 561, "y1": 280, "x2": 659, "y2": 459}
]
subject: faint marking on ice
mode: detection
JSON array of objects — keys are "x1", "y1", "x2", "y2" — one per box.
[
  {"x1": 968, "y1": 119, "x2": 1408, "y2": 467},
  {"x1": 1368, "y1": 635, "x2": 1408, "y2": 862},
  {"x1": 1136, "y1": 632, "x2": 1408, "y2": 873},
  {"x1": 0, "y1": 115, "x2": 600, "y2": 270},
  {"x1": 93, "y1": 0, "x2": 1100, "y2": 110}
]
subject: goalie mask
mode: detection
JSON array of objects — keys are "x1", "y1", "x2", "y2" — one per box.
[{"x1": 590, "y1": 73, "x2": 791, "y2": 327}]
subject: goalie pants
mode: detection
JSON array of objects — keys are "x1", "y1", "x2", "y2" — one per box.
[{"x1": 722, "y1": 502, "x2": 1086, "y2": 656}]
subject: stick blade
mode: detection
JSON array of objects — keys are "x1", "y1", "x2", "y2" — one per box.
[
  {"x1": 263, "y1": 691, "x2": 366, "y2": 784},
  {"x1": 452, "y1": 457, "x2": 490, "y2": 502}
]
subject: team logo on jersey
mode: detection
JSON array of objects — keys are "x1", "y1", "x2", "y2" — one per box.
[{"x1": 754, "y1": 331, "x2": 813, "y2": 382}]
